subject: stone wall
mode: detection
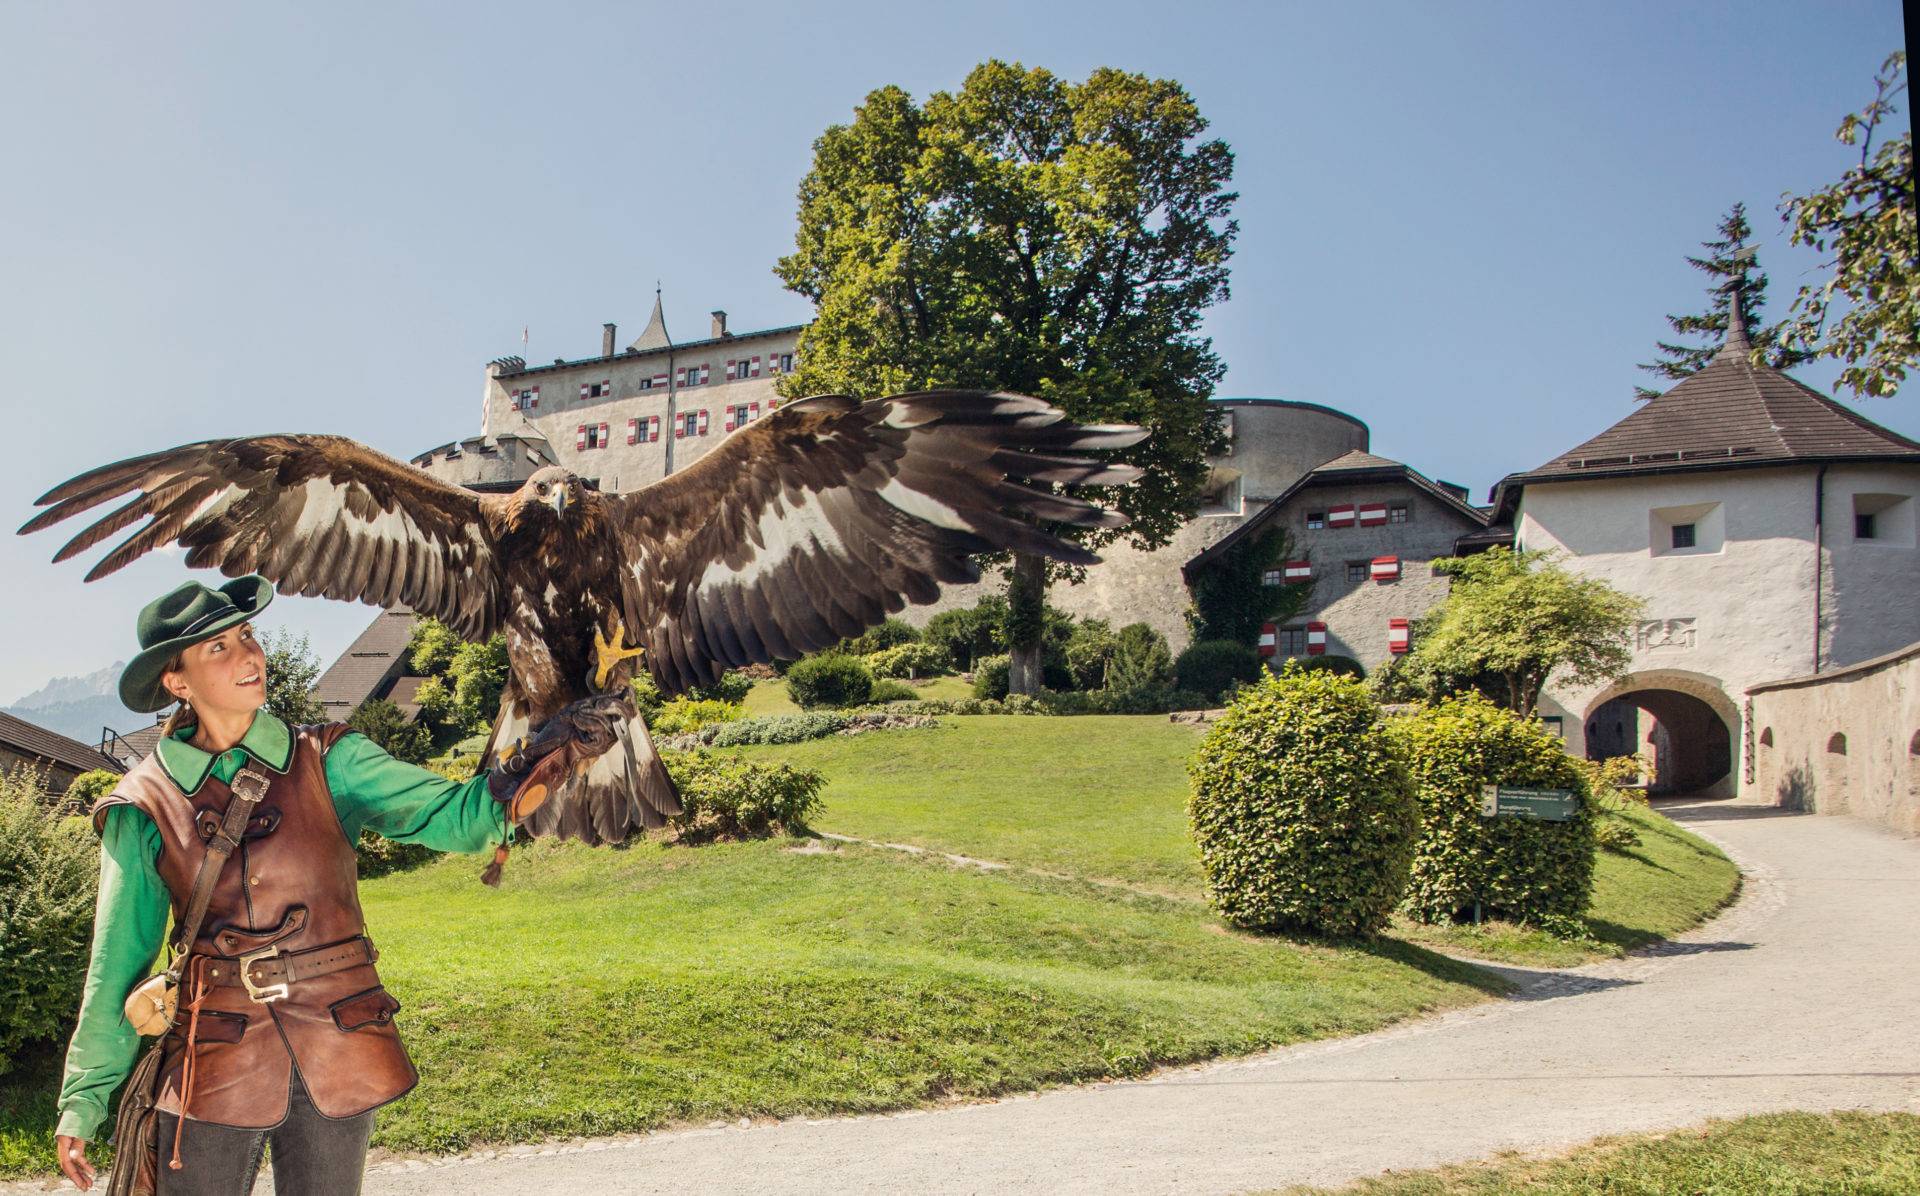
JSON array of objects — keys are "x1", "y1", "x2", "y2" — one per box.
[{"x1": 1747, "y1": 642, "x2": 1920, "y2": 835}]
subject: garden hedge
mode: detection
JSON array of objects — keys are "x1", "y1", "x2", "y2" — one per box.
[{"x1": 785, "y1": 654, "x2": 875, "y2": 709}]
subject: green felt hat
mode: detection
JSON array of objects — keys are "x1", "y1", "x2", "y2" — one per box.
[{"x1": 119, "y1": 575, "x2": 274, "y2": 713}]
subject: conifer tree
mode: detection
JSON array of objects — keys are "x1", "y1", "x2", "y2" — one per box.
[{"x1": 1635, "y1": 203, "x2": 1811, "y2": 399}]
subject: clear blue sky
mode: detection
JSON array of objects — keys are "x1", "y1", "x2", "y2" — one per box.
[{"x1": 0, "y1": 0, "x2": 1910, "y2": 708}]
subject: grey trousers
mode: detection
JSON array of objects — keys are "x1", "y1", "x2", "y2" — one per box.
[{"x1": 154, "y1": 1068, "x2": 374, "y2": 1196}]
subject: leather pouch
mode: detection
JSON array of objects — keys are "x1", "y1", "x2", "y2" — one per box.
[
  {"x1": 123, "y1": 974, "x2": 175, "y2": 1038},
  {"x1": 330, "y1": 987, "x2": 401, "y2": 1032}
]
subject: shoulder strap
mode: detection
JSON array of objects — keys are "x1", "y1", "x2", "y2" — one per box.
[{"x1": 165, "y1": 765, "x2": 273, "y2": 974}]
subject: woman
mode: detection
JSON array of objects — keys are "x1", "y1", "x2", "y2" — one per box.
[{"x1": 55, "y1": 575, "x2": 584, "y2": 1195}]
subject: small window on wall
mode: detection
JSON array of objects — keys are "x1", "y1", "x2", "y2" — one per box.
[
  {"x1": 1219, "y1": 410, "x2": 1236, "y2": 456},
  {"x1": 1277, "y1": 627, "x2": 1308, "y2": 656},
  {"x1": 1389, "y1": 503, "x2": 1410, "y2": 524},
  {"x1": 1306, "y1": 511, "x2": 1326, "y2": 530},
  {"x1": 1346, "y1": 561, "x2": 1368, "y2": 583},
  {"x1": 1650, "y1": 501, "x2": 1723, "y2": 556},
  {"x1": 1852, "y1": 493, "x2": 1913, "y2": 545},
  {"x1": 1262, "y1": 568, "x2": 1284, "y2": 586}
]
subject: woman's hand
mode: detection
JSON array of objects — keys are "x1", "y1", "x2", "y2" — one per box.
[{"x1": 56, "y1": 1135, "x2": 94, "y2": 1191}]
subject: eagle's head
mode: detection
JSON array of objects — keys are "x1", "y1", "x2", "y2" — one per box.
[{"x1": 509, "y1": 466, "x2": 589, "y2": 530}]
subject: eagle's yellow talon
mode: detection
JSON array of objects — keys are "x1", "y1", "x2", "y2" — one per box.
[{"x1": 592, "y1": 616, "x2": 648, "y2": 691}]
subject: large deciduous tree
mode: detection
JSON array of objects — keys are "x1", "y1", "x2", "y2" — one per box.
[
  {"x1": 1402, "y1": 548, "x2": 1643, "y2": 717},
  {"x1": 259, "y1": 628, "x2": 325, "y2": 725},
  {"x1": 776, "y1": 61, "x2": 1237, "y2": 692},
  {"x1": 1777, "y1": 51, "x2": 1915, "y2": 399},
  {"x1": 1635, "y1": 203, "x2": 1809, "y2": 399}
]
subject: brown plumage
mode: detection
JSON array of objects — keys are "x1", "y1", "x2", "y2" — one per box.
[{"x1": 21, "y1": 391, "x2": 1145, "y2": 845}]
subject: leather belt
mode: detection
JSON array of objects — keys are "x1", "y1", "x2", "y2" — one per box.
[{"x1": 202, "y1": 935, "x2": 377, "y2": 1004}]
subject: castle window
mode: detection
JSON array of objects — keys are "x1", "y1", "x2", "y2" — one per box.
[
  {"x1": 1670, "y1": 523, "x2": 1696, "y2": 549},
  {"x1": 681, "y1": 411, "x2": 699, "y2": 438},
  {"x1": 1827, "y1": 732, "x2": 1847, "y2": 755},
  {"x1": 510, "y1": 387, "x2": 539, "y2": 411},
  {"x1": 580, "y1": 380, "x2": 612, "y2": 401},
  {"x1": 1389, "y1": 503, "x2": 1410, "y2": 523},
  {"x1": 1306, "y1": 511, "x2": 1326, "y2": 530},
  {"x1": 1851, "y1": 493, "x2": 1912, "y2": 546},
  {"x1": 1855, "y1": 512, "x2": 1877, "y2": 540},
  {"x1": 1346, "y1": 561, "x2": 1369, "y2": 583},
  {"x1": 1277, "y1": 627, "x2": 1308, "y2": 656},
  {"x1": 1262, "y1": 568, "x2": 1283, "y2": 586}
]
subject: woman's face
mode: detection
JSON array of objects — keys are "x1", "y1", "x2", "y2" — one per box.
[{"x1": 163, "y1": 623, "x2": 268, "y2": 719}]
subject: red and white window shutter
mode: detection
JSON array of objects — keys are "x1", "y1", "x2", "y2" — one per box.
[
  {"x1": 749, "y1": 401, "x2": 760, "y2": 421},
  {"x1": 1388, "y1": 618, "x2": 1411, "y2": 654},
  {"x1": 1283, "y1": 560, "x2": 1312, "y2": 582},
  {"x1": 653, "y1": 373, "x2": 668, "y2": 389},
  {"x1": 697, "y1": 409, "x2": 709, "y2": 436},
  {"x1": 597, "y1": 422, "x2": 609, "y2": 448},
  {"x1": 1327, "y1": 505, "x2": 1357, "y2": 528},
  {"x1": 725, "y1": 360, "x2": 738, "y2": 380},
  {"x1": 723, "y1": 405, "x2": 737, "y2": 432},
  {"x1": 1306, "y1": 622, "x2": 1328, "y2": 655},
  {"x1": 1371, "y1": 556, "x2": 1401, "y2": 582},
  {"x1": 750, "y1": 355, "x2": 761, "y2": 377},
  {"x1": 575, "y1": 425, "x2": 587, "y2": 451},
  {"x1": 1258, "y1": 623, "x2": 1278, "y2": 657},
  {"x1": 626, "y1": 417, "x2": 638, "y2": 445},
  {"x1": 1359, "y1": 502, "x2": 1388, "y2": 527},
  {"x1": 647, "y1": 415, "x2": 660, "y2": 442}
]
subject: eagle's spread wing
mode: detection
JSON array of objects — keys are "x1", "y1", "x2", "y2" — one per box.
[
  {"x1": 20, "y1": 435, "x2": 505, "y2": 640},
  {"x1": 611, "y1": 391, "x2": 1144, "y2": 694}
]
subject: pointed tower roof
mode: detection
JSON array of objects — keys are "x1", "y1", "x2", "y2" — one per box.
[
  {"x1": 629, "y1": 291, "x2": 671, "y2": 352},
  {"x1": 1495, "y1": 321, "x2": 1920, "y2": 506}
]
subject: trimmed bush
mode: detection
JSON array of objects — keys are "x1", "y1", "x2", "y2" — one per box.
[
  {"x1": 867, "y1": 678, "x2": 919, "y2": 703},
  {"x1": 1063, "y1": 619, "x2": 1118, "y2": 690},
  {"x1": 972, "y1": 654, "x2": 1011, "y2": 699},
  {"x1": 1393, "y1": 694, "x2": 1597, "y2": 932},
  {"x1": 688, "y1": 671, "x2": 753, "y2": 704},
  {"x1": 1, "y1": 766, "x2": 98, "y2": 1076},
  {"x1": 706, "y1": 712, "x2": 850, "y2": 746},
  {"x1": 785, "y1": 654, "x2": 875, "y2": 709},
  {"x1": 662, "y1": 751, "x2": 825, "y2": 843},
  {"x1": 62, "y1": 768, "x2": 119, "y2": 814},
  {"x1": 651, "y1": 698, "x2": 744, "y2": 735},
  {"x1": 865, "y1": 641, "x2": 951, "y2": 679},
  {"x1": 835, "y1": 618, "x2": 920, "y2": 657},
  {"x1": 357, "y1": 830, "x2": 434, "y2": 878},
  {"x1": 1187, "y1": 670, "x2": 1417, "y2": 937},
  {"x1": 1298, "y1": 654, "x2": 1365, "y2": 678},
  {"x1": 1107, "y1": 623, "x2": 1174, "y2": 693},
  {"x1": 1174, "y1": 639, "x2": 1263, "y2": 702}
]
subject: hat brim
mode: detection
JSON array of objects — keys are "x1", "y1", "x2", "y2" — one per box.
[{"x1": 118, "y1": 576, "x2": 275, "y2": 713}]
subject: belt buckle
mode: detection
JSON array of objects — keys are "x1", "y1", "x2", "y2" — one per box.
[{"x1": 238, "y1": 944, "x2": 289, "y2": 1004}]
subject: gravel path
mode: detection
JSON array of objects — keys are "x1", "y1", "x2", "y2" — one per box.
[{"x1": 22, "y1": 799, "x2": 1916, "y2": 1194}]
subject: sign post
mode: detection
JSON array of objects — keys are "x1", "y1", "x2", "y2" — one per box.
[{"x1": 1478, "y1": 786, "x2": 1578, "y2": 822}]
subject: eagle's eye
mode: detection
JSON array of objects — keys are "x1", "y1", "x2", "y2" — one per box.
[{"x1": 537, "y1": 483, "x2": 548, "y2": 495}]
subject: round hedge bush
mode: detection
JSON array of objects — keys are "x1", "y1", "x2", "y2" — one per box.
[
  {"x1": 971, "y1": 654, "x2": 1011, "y2": 699},
  {"x1": 1174, "y1": 639, "x2": 1263, "y2": 702},
  {"x1": 1392, "y1": 694, "x2": 1597, "y2": 931},
  {"x1": 784, "y1": 654, "x2": 875, "y2": 709},
  {"x1": 1297, "y1": 653, "x2": 1364, "y2": 678},
  {"x1": 1187, "y1": 668, "x2": 1417, "y2": 937}
]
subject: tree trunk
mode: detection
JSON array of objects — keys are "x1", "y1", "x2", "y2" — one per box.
[{"x1": 1006, "y1": 552, "x2": 1047, "y2": 696}]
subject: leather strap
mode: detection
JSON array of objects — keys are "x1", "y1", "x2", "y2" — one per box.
[
  {"x1": 205, "y1": 935, "x2": 376, "y2": 991},
  {"x1": 164, "y1": 766, "x2": 273, "y2": 991}
]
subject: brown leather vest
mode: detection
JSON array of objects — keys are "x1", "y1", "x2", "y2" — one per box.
[{"x1": 95, "y1": 723, "x2": 417, "y2": 1127}]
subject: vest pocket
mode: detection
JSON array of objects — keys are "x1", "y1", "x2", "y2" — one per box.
[
  {"x1": 329, "y1": 986, "x2": 401, "y2": 1032},
  {"x1": 169, "y1": 1008, "x2": 248, "y2": 1045}
]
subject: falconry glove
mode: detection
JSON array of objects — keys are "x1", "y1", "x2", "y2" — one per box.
[{"x1": 486, "y1": 693, "x2": 626, "y2": 810}]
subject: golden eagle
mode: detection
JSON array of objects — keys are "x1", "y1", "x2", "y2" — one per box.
[{"x1": 21, "y1": 391, "x2": 1143, "y2": 844}]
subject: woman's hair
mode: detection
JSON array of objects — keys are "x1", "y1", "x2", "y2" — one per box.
[{"x1": 157, "y1": 651, "x2": 197, "y2": 737}]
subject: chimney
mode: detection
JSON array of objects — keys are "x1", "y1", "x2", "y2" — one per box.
[
  {"x1": 601, "y1": 323, "x2": 616, "y2": 357},
  {"x1": 710, "y1": 310, "x2": 728, "y2": 338}
]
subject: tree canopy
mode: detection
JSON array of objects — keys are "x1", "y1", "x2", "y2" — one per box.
[
  {"x1": 259, "y1": 627, "x2": 325, "y2": 725},
  {"x1": 1777, "y1": 51, "x2": 1915, "y2": 399},
  {"x1": 1400, "y1": 548, "x2": 1643, "y2": 717}
]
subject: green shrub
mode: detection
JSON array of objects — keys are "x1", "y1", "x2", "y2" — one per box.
[
  {"x1": 687, "y1": 671, "x2": 752, "y2": 704},
  {"x1": 972, "y1": 654, "x2": 1011, "y2": 699},
  {"x1": 1595, "y1": 818, "x2": 1641, "y2": 852},
  {"x1": 630, "y1": 672, "x2": 665, "y2": 719},
  {"x1": 865, "y1": 641, "x2": 951, "y2": 679},
  {"x1": 662, "y1": 751, "x2": 826, "y2": 843},
  {"x1": 427, "y1": 754, "x2": 481, "y2": 782},
  {"x1": 706, "y1": 712, "x2": 851, "y2": 746},
  {"x1": 651, "y1": 698, "x2": 745, "y2": 735},
  {"x1": 1037, "y1": 687, "x2": 1212, "y2": 715},
  {"x1": 1174, "y1": 639, "x2": 1263, "y2": 702},
  {"x1": 834, "y1": 618, "x2": 919, "y2": 657},
  {"x1": 867, "y1": 678, "x2": 919, "y2": 703},
  {"x1": 347, "y1": 697, "x2": 433, "y2": 764},
  {"x1": 1299, "y1": 654, "x2": 1365, "y2": 678},
  {"x1": 62, "y1": 768, "x2": 119, "y2": 814},
  {"x1": 785, "y1": 654, "x2": 875, "y2": 709},
  {"x1": 1393, "y1": 694, "x2": 1597, "y2": 932},
  {"x1": 1187, "y1": 669, "x2": 1416, "y2": 937},
  {"x1": 1063, "y1": 619, "x2": 1118, "y2": 690},
  {"x1": 1107, "y1": 623, "x2": 1174, "y2": 693},
  {"x1": 357, "y1": 830, "x2": 435, "y2": 878},
  {"x1": 922, "y1": 597, "x2": 1008, "y2": 669},
  {"x1": 0, "y1": 766, "x2": 98, "y2": 1077}
]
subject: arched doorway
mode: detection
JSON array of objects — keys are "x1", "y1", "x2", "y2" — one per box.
[{"x1": 1583, "y1": 670, "x2": 1740, "y2": 797}]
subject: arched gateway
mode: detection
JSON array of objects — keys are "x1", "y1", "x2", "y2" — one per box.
[{"x1": 1583, "y1": 670, "x2": 1741, "y2": 798}]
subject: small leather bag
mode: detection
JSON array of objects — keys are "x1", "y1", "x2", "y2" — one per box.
[{"x1": 104, "y1": 766, "x2": 272, "y2": 1196}]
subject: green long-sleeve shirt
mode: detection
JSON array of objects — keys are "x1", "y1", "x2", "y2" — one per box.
[{"x1": 55, "y1": 711, "x2": 503, "y2": 1141}]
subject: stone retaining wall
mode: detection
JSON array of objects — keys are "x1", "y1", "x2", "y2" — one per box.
[{"x1": 1747, "y1": 641, "x2": 1920, "y2": 834}]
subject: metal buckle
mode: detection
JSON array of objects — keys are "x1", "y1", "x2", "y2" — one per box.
[{"x1": 238, "y1": 943, "x2": 289, "y2": 1004}]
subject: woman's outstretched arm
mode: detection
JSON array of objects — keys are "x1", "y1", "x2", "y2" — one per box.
[
  {"x1": 326, "y1": 731, "x2": 505, "y2": 853},
  {"x1": 56, "y1": 806, "x2": 168, "y2": 1143}
]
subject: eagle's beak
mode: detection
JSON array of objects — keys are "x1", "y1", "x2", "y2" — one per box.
[{"x1": 549, "y1": 488, "x2": 569, "y2": 518}]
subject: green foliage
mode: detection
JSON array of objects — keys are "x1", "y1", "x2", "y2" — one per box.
[
  {"x1": 356, "y1": 830, "x2": 435, "y2": 879},
  {"x1": 1107, "y1": 623, "x2": 1174, "y2": 695},
  {"x1": 1173, "y1": 639, "x2": 1262, "y2": 702},
  {"x1": 785, "y1": 654, "x2": 875, "y2": 710},
  {"x1": 867, "y1": 678, "x2": 919, "y2": 703},
  {"x1": 1298, "y1": 653, "x2": 1365, "y2": 679},
  {"x1": 1035, "y1": 687, "x2": 1212, "y2": 715},
  {"x1": 650, "y1": 698, "x2": 745, "y2": 736},
  {"x1": 258, "y1": 627, "x2": 325, "y2": 725},
  {"x1": 971, "y1": 654, "x2": 1011, "y2": 700},
  {"x1": 703, "y1": 712, "x2": 852, "y2": 746},
  {"x1": 629, "y1": 672, "x2": 665, "y2": 719},
  {"x1": 1635, "y1": 202, "x2": 1811, "y2": 399},
  {"x1": 864, "y1": 641, "x2": 951, "y2": 679},
  {"x1": 1187, "y1": 669, "x2": 1416, "y2": 937},
  {"x1": 1779, "y1": 51, "x2": 1915, "y2": 398},
  {"x1": 426, "y1": 754, "x2": 481, "y2": 783},
  {"x1": 686, "y1": 672, "x2": 753, "y2": 705},
  {"x1": 921, "y1": 598, "x2": 1008, "y2": 670},
  {"x1": 407, "y1": 618, "x2": 462, "y2": 676},
  {"x1": 0, "y1": 767, "x2": 98, "y2": 1077},
  {"x1": 1187, "y1": 529, "x2": 1310, "y2": 644},
  {"x1": 1411, "y1": 548, "x2": 1643, "y2": 716},
  {"x1": 661, "y1": 751, "x2": 825, "y2": 843},
  {"x1": 62, "y1": 769, "x2": 118, "y2": 813},
  {"x1": 832, "y1": 618, "x2": 919, "y2": 658},
  {"x1": 1062, "y1": 618, "x2": 1118, "y2": 690},
  {"x1": 406, "y1": 617, "x2": 511, "y2": 734},
  {"x1": 1393, "y1": 695, "x2": 1597, "y2": 932},
  {"x1": 347, "y1": 698, "x2": 432, "y2": 765}
]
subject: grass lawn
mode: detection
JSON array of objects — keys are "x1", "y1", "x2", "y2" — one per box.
[
  {"x1": 738, "y1": 674, "x2": 973, "y2": 718},
  {"x1": 739, "y1": 718, "x2": 1741, "y2": 966},
  {"x1": 1272, "y1": 1110, "x2": 1920, "y2": 1194},
  {"x1": 0, "y1": 836, "x2": 1497, "y2": 1175}
]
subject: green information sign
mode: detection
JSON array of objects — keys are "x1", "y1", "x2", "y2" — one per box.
[{"x1": 1478, "y1": 786, "x2": 1579, "y2": 822}]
